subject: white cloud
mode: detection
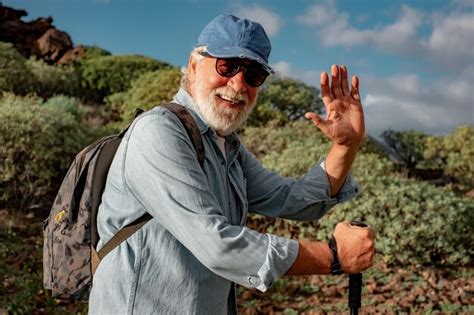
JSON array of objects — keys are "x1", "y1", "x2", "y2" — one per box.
[
  {"x1": 234, "y1": 5, "x2": 282, "y2": 37},
  {"x1": 362, "y1": 70, "x2": 474, "y2": 136},
  {"x1": 296, "y1": 0, "x2": 338, "y2": 26},
  {"x1": 296, "y1": 1, "x2": 474, "y2": 71},
  {"x1": 297, "y1": 3, "x2": 423, "y2": 52},
  {"x1": 424, "y1": 12, "x2": 474, "y2": 68},
  {"x1": 271, "y1": 60, "x2": 321, "y2": 87},
  {"x1": 272, "y1": 61, "x2": 292, "y2": 76}
]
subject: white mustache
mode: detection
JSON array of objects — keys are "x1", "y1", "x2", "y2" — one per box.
[{"x1": 214, "y1": 87, "x2": 249, "y2": 105}]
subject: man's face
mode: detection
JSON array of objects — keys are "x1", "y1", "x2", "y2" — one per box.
[{"x1": 189, "y1": 56, "x2": 259, "y2": 136}]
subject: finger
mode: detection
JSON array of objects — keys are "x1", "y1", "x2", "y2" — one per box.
[
  {"x1": 331, "y1": 64, "x2": 343, "y2": 98},
  {"x1": 320, "y1": 72, "x2": 332, "y2": 107},
  {"x1": 340, "y1": 65, "x2": 350, "y2": 96},
  {"x1": 305, "y1": 112, "x2": 329, "y2": 135},
  {"x1": 367, "y1": 226, "x2": 376, "y2": 239},
  {"x1": 351, "y1": 76, "x2": 360, "y2": 101}
]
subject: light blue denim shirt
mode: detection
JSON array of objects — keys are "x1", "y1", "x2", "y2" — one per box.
[{"x1": 88, "y1": 88, "x2": 360, "y2": 314}]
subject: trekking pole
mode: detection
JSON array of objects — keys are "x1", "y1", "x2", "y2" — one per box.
[{"x1": 348, "y1": 220, "x2": 368, "y2": 315}]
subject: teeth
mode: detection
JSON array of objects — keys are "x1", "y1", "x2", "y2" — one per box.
[{"x1": 219, "y1": 94, "x2": 240, "y2": 103}]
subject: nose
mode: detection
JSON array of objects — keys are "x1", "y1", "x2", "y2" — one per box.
[{"x1": 227, "y1": 70, "x2": 247, "y2": 92}]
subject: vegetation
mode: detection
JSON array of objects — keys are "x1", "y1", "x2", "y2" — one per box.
[
  {"x1": 107, "y1": 67, "x2": 182, "y2": 124},
  {"x1": 77, "y1": 54, "x2": 172, "y2": 102},
  {"x1": 0, "y1": 42, "x2": 34, "y2": 95},
  {"x1": 0, "y1": 94, "x2": 91, "y2": 210},
  {"x1": 26, "y1": 58, "x2": 82, "y2": 98},
  {"x1": 424, "y1": 125, "x2": 474, "y2": 187},
  {"x1": 247, "y1": 76, "x2": 324, "y2": 127},
  {"x1": 242, "y1": 122, "x2": 474, "y2": 267},
  {"x1": 381, "y1": 129, "x2": 428, "y2": 173}
]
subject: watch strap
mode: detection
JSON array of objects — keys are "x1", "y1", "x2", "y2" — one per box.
[{"x1": 328, "y1": 236, "x2": 343, "y2": 275}]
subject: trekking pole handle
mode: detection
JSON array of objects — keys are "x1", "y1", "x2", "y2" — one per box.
[{"x1": 348, "y1": 220, "x2": 368, "y2": 315}]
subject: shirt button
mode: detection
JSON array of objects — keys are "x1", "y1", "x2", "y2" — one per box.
[
  {"x1": 247, "y1": 276, "x2": 260, "y2": 286},
  {"x1": 247, "y1": 276, "x2": 254, "y2": 285}
]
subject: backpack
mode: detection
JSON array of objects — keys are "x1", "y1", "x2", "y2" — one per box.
[{"x1": 43, "y1": 103, "x2": 205, "y2": 301}]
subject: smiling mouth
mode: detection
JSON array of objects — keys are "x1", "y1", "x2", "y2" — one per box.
[{"x1": 216, "y1": 93, "x2": 245, "y2": 106}]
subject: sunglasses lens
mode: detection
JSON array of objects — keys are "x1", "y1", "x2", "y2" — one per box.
[
  {"x1": 215, "y1": 58, "x2": 269, "y2": 87},
  {"x1": 216, "y1": 59, "x2": 240, "y2": 77},
  {"x1": 245, "y1": 66, "x2": 268, "y2": 87}
]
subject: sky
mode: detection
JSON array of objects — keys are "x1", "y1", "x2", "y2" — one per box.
[{"x1": 5, "y1": 0, "x2": 474, "y2": 137}]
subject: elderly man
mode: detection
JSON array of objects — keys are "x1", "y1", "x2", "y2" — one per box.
[{"x1": 89, "y1": 15, "x2": 375, "y2": 314}]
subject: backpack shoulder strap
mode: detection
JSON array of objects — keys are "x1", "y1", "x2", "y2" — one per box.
[
  {"x1": 94, "y1": 103, "x2": 205, "y2": 267},
  {"x1": 161, "y1": 103, "x2": 205, "y2": 168}
]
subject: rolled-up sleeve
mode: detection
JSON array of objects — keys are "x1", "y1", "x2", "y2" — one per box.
[
  {"x1": 122, "y1": 109, "x2": 297, "y2": 291},
  {"x1": 241, "y1": 145, "x2": 361, "y2": 221}
]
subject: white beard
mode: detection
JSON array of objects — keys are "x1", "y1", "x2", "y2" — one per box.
[{"x1": 192, "y1": 80, "x2": 256, "y2": 136}]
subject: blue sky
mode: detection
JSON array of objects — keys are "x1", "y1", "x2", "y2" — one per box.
[{"x1": 6, "y1": 0, "x2": 474, "y2": 136}]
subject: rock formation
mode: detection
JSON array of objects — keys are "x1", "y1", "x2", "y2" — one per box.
[{"x1": 0, "y1": 4, "x2": 84, "y2": 64}]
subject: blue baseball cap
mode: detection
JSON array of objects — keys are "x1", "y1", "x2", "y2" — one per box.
[{"x1": 196, "y1": 15, "x2": 274, "y2": 74}]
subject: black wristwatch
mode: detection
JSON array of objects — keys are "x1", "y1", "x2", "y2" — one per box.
[{"x1": 328, "y1": 237, "x2": 343, "y2": 275}]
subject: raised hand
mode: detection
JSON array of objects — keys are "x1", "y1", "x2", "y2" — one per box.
[{"x1": 305, "y1": 65, "x2": 365, "y2": 148}]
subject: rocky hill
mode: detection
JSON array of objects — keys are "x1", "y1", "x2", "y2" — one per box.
[{"x1": 0, "y1": 4, "x2": 85, "y2": 64}]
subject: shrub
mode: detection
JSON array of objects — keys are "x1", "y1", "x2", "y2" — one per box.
[
  {"x1": 241, "y1": 121, "x2": 388, "y2": 162},
  {"x1": 43, "y1": 95, "x2": 84, "y2": 120},
  {"x1": 26, "y1": 58, "x2": 82, "y2": 98},
  {"x1": 77, "y1": 54, "x2": 172, "y2": 102},
  {"x1": 0, "y1": 93, "x2": 91, "y2": 210},
  {"x1": 107, "y1": 67, "x2": 181, "y2": 124},
  {"x1": 381, "y1": 129, "x2": 429, "y2": 173},
  {"x1": 244, "y1": 123, "x2": 473, "y2": 267},
  {"x1": 424, "y1": 125, "x2": 474, "y2": 188},
  {"x1": 0, "y1": 42, "x2": 34, "y2": 95},
  {"x1": 247, "y1": 76, "x2": 324, "y2": 127},
  {"x1": 83, "y1": 45, "x2": 112, "y2": 59}
]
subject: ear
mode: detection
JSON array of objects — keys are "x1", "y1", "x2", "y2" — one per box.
[{"x1": 188, "y1": 54, "x2": 198, "y2": 83}]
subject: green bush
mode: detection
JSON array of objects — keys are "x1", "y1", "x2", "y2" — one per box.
[
  {"x1": 26, "y1": 58, "x2": 82, "y2": 98},
  {"x1": 77, "y1": 54, "x2": 172, "y2": 101},
  {"x1": 0, "y1": 42, "x2": 34, "y2": 95},
  {"x1": 424, "y1": 126, "x2": 474, "y2": 188},
  {"x1": 247, "y1": 76, "x2": 323, "y2": 127},
  {"x1": 242, "y1": 121, "x2": 388, "y2": 162},
  {"x1": 83, "y1": 45, "x2": 112, "y2": 59},
  {"x1": 0, "y1": 93, "x2": 91, "y2": 210},
  {"x1": 43, "y1": 95, "x2": 84, "y2": 119},
  {"x1": 381, "y1": 129, "x2": 429, "y2": 172},
  {"x1": 244, "y1": 123, "x2": 473, "y2": 267},
  {"x1": 107, "y1": 67, "x2": 181, "y2": 124}
]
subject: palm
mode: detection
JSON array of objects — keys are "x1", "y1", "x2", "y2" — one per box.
[{"x1": 306, "y1": 65, "x2": 365, "y2": 148}]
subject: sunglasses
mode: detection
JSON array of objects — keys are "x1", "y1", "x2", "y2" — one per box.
[{"x1": 199, "y1": 52, "x2": 269, "y2": 87}]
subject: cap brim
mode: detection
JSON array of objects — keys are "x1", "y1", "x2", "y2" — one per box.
[{"x1": 206, "y1": 46, "x2": 274, "y2": 74}]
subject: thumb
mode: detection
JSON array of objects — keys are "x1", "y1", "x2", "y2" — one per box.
[{"x1": 305, "y1": 112, "x2": 329, "y2": 135}]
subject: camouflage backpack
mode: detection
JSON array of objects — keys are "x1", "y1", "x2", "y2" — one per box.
[{"x1": 43, "y1": 103, "x2": 205, "y2": 301}]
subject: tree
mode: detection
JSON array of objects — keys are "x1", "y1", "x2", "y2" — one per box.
[
  {"x1": 424, "y1": 125, "x2": 474, "y2": 188},
  {"x1": 106, "y1": 67, "x2": 182, "y2": 125},
  {"x1": 0, "y1": 42, "x2": 34, "y2": 94},
  {"x1": 246, "y1": 75, "x2": 324, "y2": 127},
  {"x1": 381, "y1": 129, "x2": 429, "y2": 176},
  {"x1": 77, "y1": 54, "x2": 172, "y2": 102}
]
